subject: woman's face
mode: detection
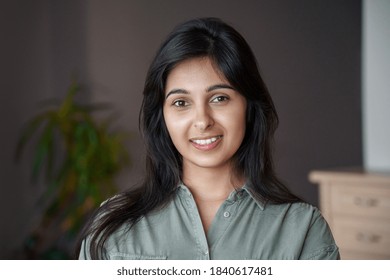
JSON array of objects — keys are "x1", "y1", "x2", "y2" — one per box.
[{"x1": 163, "y1": 57, "x2": 247, "y2": 172}]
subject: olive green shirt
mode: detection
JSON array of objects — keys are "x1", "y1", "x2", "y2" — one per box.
[{"x1": 79, "y1": 184, "x2": 339, "y2": 260}]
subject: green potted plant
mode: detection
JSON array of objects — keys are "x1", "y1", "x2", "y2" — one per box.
[{"x1": 16, "y1": 82, "x2": 130, "y2": 259}]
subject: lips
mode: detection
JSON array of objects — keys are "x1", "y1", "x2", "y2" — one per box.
[{"x1": 190, "y1": 135, "x2": 222, "y2": 151}]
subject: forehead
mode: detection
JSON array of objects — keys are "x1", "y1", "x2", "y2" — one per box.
[{"x1": 165, "y1": 57, "x2": 229, "y2": 91}]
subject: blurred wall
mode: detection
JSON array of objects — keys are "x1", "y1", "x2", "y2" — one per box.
[
  {"x1": 1, "y1": 0, "x2": 52, "y2": 259},
  {"x1": 0, "y1": 0, "x2": 362, "y2": 258},
  {"x1": 0, "y1": 0, "x2": 88, "y2": 258},
  {"x1": 363, "y1": 0, "x2": 390, "y2": 171}
]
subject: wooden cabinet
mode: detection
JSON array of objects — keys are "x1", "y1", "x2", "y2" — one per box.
[{"x1": 309, "y1": 169, "x2": 390, "y2": 259}]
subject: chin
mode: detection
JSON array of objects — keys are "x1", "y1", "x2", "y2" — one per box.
[{"x1": 186, "y1": 157, "x2": 231, "y2": 170}]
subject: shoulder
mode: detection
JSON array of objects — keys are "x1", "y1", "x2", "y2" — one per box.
[
  {"x1": 264, "y1": 201, "x2": 333, "y2": 240},
  {"x1": 264, "y1": 201, "x2": 323, "y2": 224},
  {"x1": 265, "y1": 201, "x2": 339, "y2": 259}
]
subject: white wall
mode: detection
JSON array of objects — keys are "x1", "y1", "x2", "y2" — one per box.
[{"x1": 363, "y1": 0, "x2": 390, "y2": 171}]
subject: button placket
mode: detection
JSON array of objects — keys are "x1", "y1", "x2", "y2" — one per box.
[
  {"x1": 182, "y1": 190, "x2": 211, "y2": 260},
  {"x1": 206, "y1": 192, "x2": 246, "y2": 255}
]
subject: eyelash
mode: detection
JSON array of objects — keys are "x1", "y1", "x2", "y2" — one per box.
[
  {"x1": 210, "y1": 95, "x2": 230, "y2": 103},
  {"x1": 172, "y1": 100, "x2": 188, "y2": 107},
  {"x1": 171, "y1": 95, "x2": 230, "y2": 107}
]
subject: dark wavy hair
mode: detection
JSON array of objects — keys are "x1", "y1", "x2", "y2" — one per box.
[{"x1": 76, "y1": 17, "x2": 301, "y2": 259}]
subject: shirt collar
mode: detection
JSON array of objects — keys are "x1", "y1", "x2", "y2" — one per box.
[
  {"x1": 177, "y1": 183, "x2": 192, "y2": 196},
  {"x1": 177, "y1": 182, "x2": 266, "y2": 211},
  {"x1": 241, "y1": 184, "x2": 266, "y2": 211}
]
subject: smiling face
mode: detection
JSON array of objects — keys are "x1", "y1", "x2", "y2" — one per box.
[{"x1": 163, "y1": 57, "x2": 247, "y2": 173}]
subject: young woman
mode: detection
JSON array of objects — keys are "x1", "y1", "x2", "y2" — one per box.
[{"x1": 77, "y1": 18, "x2": 339, "y2": 260}]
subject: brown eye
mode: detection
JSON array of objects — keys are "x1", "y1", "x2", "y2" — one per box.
[
  {"x1": 211, "y1": 95, "x2": 229, "y2": 103},
  {"x1": 173, "y1": 100, "x2": 188, "y2": 107}
]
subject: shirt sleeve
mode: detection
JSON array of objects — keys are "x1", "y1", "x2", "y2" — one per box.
[
  {"x1": 298, "y1": 208, "x2": 340, "y2": 260},
  {"x1": 78, "y1": 235, "x2": 111, "y2": 260},
  {"x1": 78, "y1": 238, "x2": 92, "y2": 260},
  {"x1": 78, "y1": 200, "x2": 112, "y2": 260}
]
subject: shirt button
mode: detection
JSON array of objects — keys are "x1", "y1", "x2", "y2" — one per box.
[
  {"x1": 223, "y1": 211, "x2": 231, "y2": 218},
  {"x1": 204, "y1": 250, "x2": 209, "y2": 255}
]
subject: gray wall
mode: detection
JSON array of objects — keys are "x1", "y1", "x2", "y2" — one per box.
[
  {"x1": 1, "y1": 0, "x2": 52, "y2": 259},
  {"x1": 363, "y1": 0, "x2": 390, "y2": 171},
  {"x1": 0, "y1": 0, "x2": 362, "y2": 258}
]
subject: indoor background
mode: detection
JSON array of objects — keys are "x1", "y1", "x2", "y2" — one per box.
[{"x1": 1, "y1": 0, "x2": 389, "y2": 259}]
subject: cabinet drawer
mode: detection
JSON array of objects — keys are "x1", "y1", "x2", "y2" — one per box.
[
  {"x1": 330, "y1": 183, "x2": 390, "y2": 218},
  {"x1": 339, "y1": 250, "x2": 390, "y2": 260},
  {"x1": 333, "y1": 217, "x2": 390, "y2": 257}
]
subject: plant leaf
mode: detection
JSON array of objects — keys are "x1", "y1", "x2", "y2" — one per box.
[
  {"x1": 15, "y1": 112, "x2": 51, "y2": 161},
  {"x1": 31, "y1": 121, "x2": 54, "y2": 182}
]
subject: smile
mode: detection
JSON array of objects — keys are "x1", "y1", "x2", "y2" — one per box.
[
  {"x1": 191, "y1": 136, "x2": 221, "y2": 145},
  {"x1": 190, "y1": 135, "x2": 222, "y2": 151}
]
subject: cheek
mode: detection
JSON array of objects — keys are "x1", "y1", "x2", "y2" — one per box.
[
  {"x1": 163, "y1": 110, "x2": 189, "y2": 144},
  {"x1": 220, "y1": 106, "x2": 247, "y2": 137},
  {"x1": 236, "y1": 103, "x2": 247, "y2": 136},
  {"x1": 231, "y1": 111, "x2": 247, "y2": 149},
  {"x1": 163, "y1": 110, "x2": 175, "y2": 140},
  {"x1": 230, "y1": 116, "x2": 246, "y2": 141}
]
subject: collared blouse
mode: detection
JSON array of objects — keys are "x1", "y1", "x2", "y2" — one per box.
[{"x1": 79, "y1": 184, "x2": 339, "y2": 260}]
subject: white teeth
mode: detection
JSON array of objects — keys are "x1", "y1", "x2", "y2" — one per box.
[{"x1": 192, "y1": 136, "x2": 220, "y2": 145}]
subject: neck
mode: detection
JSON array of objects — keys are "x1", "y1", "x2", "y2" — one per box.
[{"x1": 182, "y1": 162, "x2": 244, "y2": 202}]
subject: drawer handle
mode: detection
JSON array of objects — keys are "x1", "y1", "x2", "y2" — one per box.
[
  {"x1": 356, "y1": 232, "x2": 382, "y2": 243},
  {"x1": 353, "y1": 197, "x2": 378, "y2": 207}
]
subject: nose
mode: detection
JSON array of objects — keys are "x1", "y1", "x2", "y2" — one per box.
[{"x1": 194, "y1": 105, "x2": 214, "y2": 131}]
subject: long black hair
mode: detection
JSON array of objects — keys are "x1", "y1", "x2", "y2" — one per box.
[{"x1": 77, "y1": 17, "x2": 302, "y2": 259}]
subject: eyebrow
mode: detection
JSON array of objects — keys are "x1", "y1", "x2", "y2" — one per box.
[{"x1": 165, "y1": 83, "x2": 235, "y2": 100}]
